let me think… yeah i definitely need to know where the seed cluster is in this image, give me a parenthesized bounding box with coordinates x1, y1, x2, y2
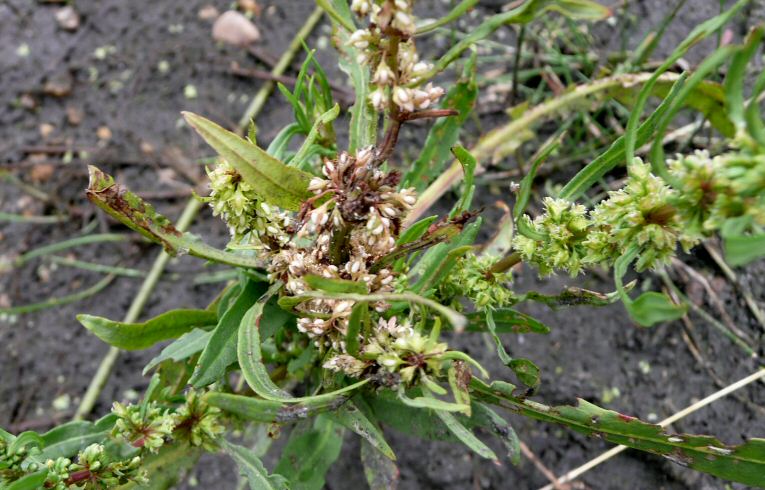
(348, 0, 444, 113)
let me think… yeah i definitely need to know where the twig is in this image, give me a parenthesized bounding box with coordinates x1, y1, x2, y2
(520, 441, 570, 490)
(0, 275, 115, 315)
(538, 367, 765, 490)
(73, 7, 326, 421)
(703, 241, 765, 332)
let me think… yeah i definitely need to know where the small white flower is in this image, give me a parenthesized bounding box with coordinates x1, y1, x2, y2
(348, 29, 370, 49)
(308, 177, 327, 192)
(369, 87, 387, 111)
(393, 86, 414, 112)
(373, 60, 395, 86)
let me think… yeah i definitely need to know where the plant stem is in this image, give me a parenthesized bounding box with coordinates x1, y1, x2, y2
(537, 367, 765, 490)
(73, 7, 326, 421)
(0, 275, 115, 315)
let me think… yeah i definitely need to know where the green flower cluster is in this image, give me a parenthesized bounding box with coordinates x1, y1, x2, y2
(0, 438, 40, 483)
(586, 159, 690, 272)
(173, 390, 225, 452)
(111, 401, 177, 453)
(44, 444, 146, 489)
(440, 252, 515, 308)
(670, 149, 765, 234)
(514, 197, 590, 276)
(205, 159, 291, 246)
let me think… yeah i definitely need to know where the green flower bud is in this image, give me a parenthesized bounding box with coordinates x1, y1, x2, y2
(111, 401, 177, 453)
(173, 390, 225, 452)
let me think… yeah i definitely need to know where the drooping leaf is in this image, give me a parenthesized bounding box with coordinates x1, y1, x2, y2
(345, 302, 367, 356)
(627, 291, 688, 327)
(274, 415, 344, 490)
(221, 440, 289, 490)
(466, 307, 551, 335)
(397, 388, 470, 413)
(190, 280, 268, 388)
(143, 328, 211, 375)
(77, 309, 217, 351)
(183, 112, 314, 211)
(508, 358, 541, 389)
(471, 402, 521, 465)
(86, 167, 263, 268)
(360, 438, 400, 490)
(450, 145, 477, 217)
(472, 380, 765, 488)
(521, 285, 628, 308)
(422, 390, 497, 460)
(360, 391, 453, 441)
(397, 216, 438, 246)
(329, 402, 396, 460)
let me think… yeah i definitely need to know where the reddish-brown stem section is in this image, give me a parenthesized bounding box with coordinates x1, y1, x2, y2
(66, 469, 93, 485)
(399, 109, 459, 121)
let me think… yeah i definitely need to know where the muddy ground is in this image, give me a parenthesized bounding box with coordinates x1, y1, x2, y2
(1, 0, 764, 489)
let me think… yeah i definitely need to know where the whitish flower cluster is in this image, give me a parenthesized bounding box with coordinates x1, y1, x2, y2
(44, 444, 146, 489)
(206, 159, 292, 246)
(347, 0, 444, 112)
(270, 148, 417, 350)
(440, 252, 515, 308)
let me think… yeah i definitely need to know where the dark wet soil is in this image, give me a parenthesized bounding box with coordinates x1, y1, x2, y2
(1, 1, 763, 489)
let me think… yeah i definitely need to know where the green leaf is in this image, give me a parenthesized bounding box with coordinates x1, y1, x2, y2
(403, 55, 477, 191)
(722, 232, 765, 266)
(143, 328, 211, 375)
(238, 287, 370, 402)
(274, 415, 344, 490)
(397, 216, 438, 245)
(513, 130, 564, 221)
(329, 402, 396, 460)
(416, 0, 478, 35)
(467, 308, 550, 334)
(471, 402, 521, 464)
(473, 381, 765, 488)
(725, 28, 764, 131)
(37, 414, 116, 461)
(303, 274, 369, 294)
(521, 285, 629, 308)
(292, 103, 340, 168)
(360, 438, 400, 490)
(345, 303, 366, 356)
(86, 167, 263, 268)
(190, 280, 267, 388)
(398, 388, 470, 413)
(422, 390, 497, 460)
(549, 0, 611, 19)
(206, 392, 347, 424)
(338, 30, 376, 152)
(5, 471, 47, 490)
(508, 358, 541, 389)
(483, 308, 512, 365)
(623, 0, 748, 165)
(410, 219, 481, 295)
(627, 291, 687, 327)
(77, 309, 217, 351)
(221, 440, 289, 490)
(360, 391, 454, 442)
(183, 112, 313, 211)
(559, 74, 687, 200)
(316, 0, 355, 32)
(450, 145, 477, 216)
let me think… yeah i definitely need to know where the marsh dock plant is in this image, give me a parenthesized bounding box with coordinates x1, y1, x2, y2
(2, 1, 765, 489)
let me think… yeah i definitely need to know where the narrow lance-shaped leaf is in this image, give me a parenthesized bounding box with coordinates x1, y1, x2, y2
(360, 438, 400, 490)
(77, 309, 217, 351)
(274, 415, 344, 490)
(86, 167, 263, 268)
(472, 379, 765, 488)
(183, 111, 314, 211)
(329, 402, 396, 460)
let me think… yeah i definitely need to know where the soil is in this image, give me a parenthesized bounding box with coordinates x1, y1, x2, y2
(1, 1, 763, 489)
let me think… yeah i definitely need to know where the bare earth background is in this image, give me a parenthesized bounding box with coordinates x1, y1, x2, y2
(1, 1, 764, 489)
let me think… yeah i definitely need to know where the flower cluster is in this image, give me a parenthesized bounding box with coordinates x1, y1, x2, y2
(347, 0, 444, 112)
(514, 197, 591, 276)
(270, 148, 416, 350)
(111, 401, 177, 453)
(514, 145, 765, 278)
(586, 159, 690, 272)
(172, 390, 225, 452)
(440, 252, 515, 308)
(44, 444, 146, 489)
(206, 159, 292, 246)
(1, 438, 40, 483)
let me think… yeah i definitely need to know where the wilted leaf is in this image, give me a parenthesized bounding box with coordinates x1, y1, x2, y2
(221, 440, 289, 490)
